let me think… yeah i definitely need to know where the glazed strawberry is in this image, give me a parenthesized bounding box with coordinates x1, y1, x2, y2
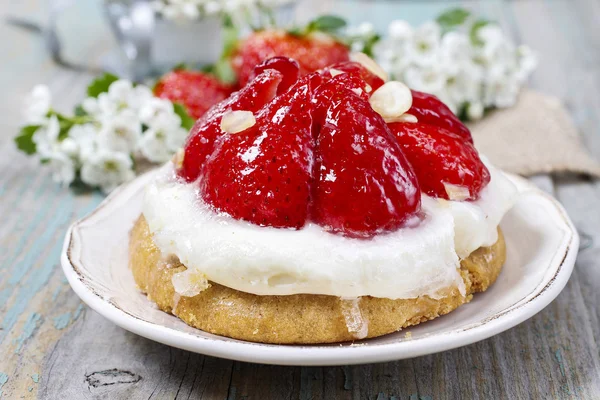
(388, 122, 490, 201)
(322, 61, 385, 92)
(311, 84, 421, 238)
(311, 72, 371, 126)
(179, 69, 283, 182)
(232, 30, 349, 87)
(200, 74, 320, 228)
(252, 56, 300, 94)
(154, 70, 233, 120)
(409, 90, 473, 143)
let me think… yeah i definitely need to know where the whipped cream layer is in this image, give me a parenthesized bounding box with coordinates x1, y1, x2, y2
(143, 157, 517, 300)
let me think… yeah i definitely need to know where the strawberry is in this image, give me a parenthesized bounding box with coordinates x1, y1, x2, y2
(232, 30, 349, 87)
(200, 74, 321, 228)
(179, 69, 283, 182)
(311, 83, 421, 238)
(409, 90, 473, 143)
(387, 122, 490, 201)
(154, 70, 233, 120)
(322, 61, 385, 92)
(252, 56, 300, 95)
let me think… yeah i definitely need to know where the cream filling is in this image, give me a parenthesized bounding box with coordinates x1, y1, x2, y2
(142, 157, 517, 300)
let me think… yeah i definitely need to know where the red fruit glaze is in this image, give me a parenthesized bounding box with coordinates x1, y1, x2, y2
(200, 74, 321, 228)
(179, 70, 283, 182)
(154, 70, 232, 120)
(232, 30, 349, 86)
(311, 85, 421, 238)
(252, 56, 300, 94)
(322, 61, 385, 91)
(388, 122, 490, 201)
(409, 90, 473, 143)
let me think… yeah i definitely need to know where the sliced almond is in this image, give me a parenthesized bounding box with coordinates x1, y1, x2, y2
(350, 52, 388, 82)
(443, 182, 470, 201)
(329, 68, 345, 77)
(172, 148, 185, 169)
(351, 87, 363, 96)
(369, 81, 412, 119)
(220, 110, 256, 134)
(384, 113, 418, 123)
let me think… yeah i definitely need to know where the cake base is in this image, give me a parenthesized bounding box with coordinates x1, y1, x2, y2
(129, 216, 506, 344)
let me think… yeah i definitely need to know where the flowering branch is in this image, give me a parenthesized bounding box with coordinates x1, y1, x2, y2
(347, 8, 537, 120)
(16, 74, 193, 193)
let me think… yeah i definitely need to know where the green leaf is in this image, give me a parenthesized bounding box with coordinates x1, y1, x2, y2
(213, 58, 237, 85)
(307, 15, 347, 33)
(74, 104, 88, 117)
(173, 103, 195, 130)
(470, 19, 491, 46)
(436, 8, 471, 31)
(86, 73, 120, 98)
(221, 14, 240, 58)
(55, 113, 74, 141)
(172, 62, 189, 71)
(14, 125, 41, 155)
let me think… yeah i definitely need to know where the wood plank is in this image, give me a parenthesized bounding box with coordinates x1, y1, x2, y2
(1, 0, 599, 398)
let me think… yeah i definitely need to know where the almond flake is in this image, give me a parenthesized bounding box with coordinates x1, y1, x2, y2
(443, 182, 470, 201)
(351, 87, 363, 96)
(369, 81, 412, 119)
(220, 110, 256, 134)
(384, 113, 418, 123)
(329, 68, 345, 77)
(172, 148, 185, 168)
(350, 52, 388, 81)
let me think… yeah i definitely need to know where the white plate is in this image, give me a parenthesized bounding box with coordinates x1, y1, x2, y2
(61, 170, 578, 366)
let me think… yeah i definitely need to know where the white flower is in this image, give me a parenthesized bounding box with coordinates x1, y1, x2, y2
(466, 102, 484, 120)
(32, 115, 61, 157)
(403, 64, 447, 96)
(80, 150, 135, 193)
(515, 45, 538, 83)
(24, 85, 52, 124)
(139, 97, 178, 128)
(440, 32, 472, 74)
(30, 115, 77, 186)
(388, 20, 413, 41)
(138, 127, 183, 163)
(69, 123, 99, 161)
(97, 110, 142, 153)
(138, 110, 187, 162)
(46, 152, 76, 187)
(483, 75, 520, 108)
(84, 80, 154, 120)
(404, 21, 441, 66)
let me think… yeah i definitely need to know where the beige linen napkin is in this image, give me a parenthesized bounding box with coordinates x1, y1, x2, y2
(468, 89, 600, 177)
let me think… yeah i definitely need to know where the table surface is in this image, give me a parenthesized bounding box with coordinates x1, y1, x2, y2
(1, 0, 600, 399)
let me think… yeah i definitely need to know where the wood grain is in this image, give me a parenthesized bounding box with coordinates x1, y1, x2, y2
(1, 0, 600, 399)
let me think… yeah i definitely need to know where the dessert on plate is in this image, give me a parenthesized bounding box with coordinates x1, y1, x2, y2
(129, 55, 518, 344)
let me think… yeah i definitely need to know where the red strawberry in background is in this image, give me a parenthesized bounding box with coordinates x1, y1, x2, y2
(311, 82, 421, 238)
(200, 74, 321, 228)
(154, 69, 233, 120)
(179, 69, 284, 182)
(387, 122, 490, 201)
(231, 16, 350, 87)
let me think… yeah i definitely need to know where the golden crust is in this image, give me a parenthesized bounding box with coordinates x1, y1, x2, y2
(129, 215, 505, 344)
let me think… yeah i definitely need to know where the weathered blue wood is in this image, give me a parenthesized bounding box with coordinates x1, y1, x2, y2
(1, 0, 600, 399)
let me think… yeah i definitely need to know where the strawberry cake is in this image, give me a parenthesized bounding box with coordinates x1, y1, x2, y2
(129, 55, 518, 344)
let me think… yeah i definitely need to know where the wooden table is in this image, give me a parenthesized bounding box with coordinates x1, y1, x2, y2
(1, 0, 600, 398)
